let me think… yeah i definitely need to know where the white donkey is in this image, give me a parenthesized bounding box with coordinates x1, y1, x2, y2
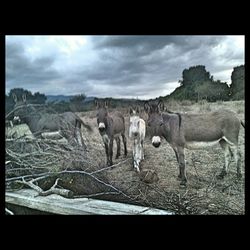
(129, 107, 146, 172)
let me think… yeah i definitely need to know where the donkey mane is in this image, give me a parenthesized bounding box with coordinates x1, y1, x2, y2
(164, 109, 182, 129)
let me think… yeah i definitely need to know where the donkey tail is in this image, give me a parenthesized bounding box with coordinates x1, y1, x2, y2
(241, 120, 245, 128)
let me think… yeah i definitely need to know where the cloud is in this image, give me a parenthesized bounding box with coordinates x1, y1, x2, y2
(5, 35, 244, 99)
(6, 42, 61, 94)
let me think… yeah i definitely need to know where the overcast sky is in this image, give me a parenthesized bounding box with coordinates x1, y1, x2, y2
(5, 35, 245, 100)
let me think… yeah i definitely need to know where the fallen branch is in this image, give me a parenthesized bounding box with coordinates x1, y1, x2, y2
(90, 158, 130, 174)
(5, 208, 14, 215)
(16, 177, 74, 198)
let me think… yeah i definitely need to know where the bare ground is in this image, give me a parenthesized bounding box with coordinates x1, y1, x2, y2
(77, 100, 245, 214)
(6, 101, 245, 215)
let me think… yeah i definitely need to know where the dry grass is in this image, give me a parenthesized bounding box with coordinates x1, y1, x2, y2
(75, 100, 245, 214)
(5, 100, 245, 215)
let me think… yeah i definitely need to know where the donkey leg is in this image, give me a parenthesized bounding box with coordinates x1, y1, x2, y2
(76, 124, 87, 149)
(231, 145, 242, 179)
(177, 147, 187, 186)
(108, 138, 114, 166)
(115, 137, 121, 159)
(172, 147, 181, 179)
(218, 140, 231, 179)
(104, 142, 110, 166)
(134, 140, 141, 172)
(141, 140, 144, 160)
(78, 125, 87, 150)
(122, 133, 127, 156)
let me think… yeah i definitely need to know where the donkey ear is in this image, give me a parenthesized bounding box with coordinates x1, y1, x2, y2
(12, 93, 17, 103)
(104, 99, 109, 108)
(136, 106, 140, 113)
(144, 101, 150, 113)
(94, 98, 99, 108)
(22, 94, 27, 103)
(129, 107, 133, 114)
(158, 100, 164, 112)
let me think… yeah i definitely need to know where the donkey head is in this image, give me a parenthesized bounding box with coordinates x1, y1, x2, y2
(144, 100, 165, 148)
(12, 93, 28, 123)
(95, 98, 109, 133)
(129, 106, 140, 137)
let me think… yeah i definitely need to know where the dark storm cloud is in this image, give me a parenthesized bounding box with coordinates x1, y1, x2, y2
(6, 36, 244, 99)
(92, 35, 224, 55)
(88, 35, 240, 91)
(93, 35, 177, 55)
(6, 42, 60, 93)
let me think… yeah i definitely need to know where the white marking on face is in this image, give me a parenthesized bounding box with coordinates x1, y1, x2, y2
(152, 136, 161, 144)
(98, 122, 105, 129)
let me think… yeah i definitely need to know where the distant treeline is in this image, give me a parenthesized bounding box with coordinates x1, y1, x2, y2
(6, 64, 244, 115)
(5, 88, 141, 115)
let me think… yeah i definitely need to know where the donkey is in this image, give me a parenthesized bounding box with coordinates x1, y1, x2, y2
(12, 93, 92, 148)
(144, 100, 244, 187)
(95, 98, 127, 166)
(129, 106, 146, 172)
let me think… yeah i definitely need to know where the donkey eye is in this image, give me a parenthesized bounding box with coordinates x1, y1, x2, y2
(160, 122, 163, 126)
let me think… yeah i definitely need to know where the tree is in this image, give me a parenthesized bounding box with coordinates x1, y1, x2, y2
(194, 81, 212, 101)
(8, 88, 47, 104)
(6, 88, 47, 117)
(167, 65, 232, 102)
(32, 92, 47, 104)
(194, 80, 230, 102)
(8, 88, 33, 102)
(180, 65, 212, 86)
(69, 93, 86, 112)
(69, 93, 86, 103)
(229, 65, 244, 100)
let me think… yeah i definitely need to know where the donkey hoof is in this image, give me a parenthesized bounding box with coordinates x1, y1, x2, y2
(217, 173, 226, 180)
(180, 181, 187, 188)
(135, 167, 140, 173)
(216, 174, 224, 180)
(237, 172, 242, 179)
(115, 154, 120, 159)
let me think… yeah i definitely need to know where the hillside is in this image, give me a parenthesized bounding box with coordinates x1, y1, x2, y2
(161, 65, 244, 102)
(46, 95, 95, 103)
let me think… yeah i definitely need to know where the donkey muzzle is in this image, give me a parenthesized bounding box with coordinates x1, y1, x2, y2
(152, 136, 161, 148)
(98, 122, 106, 132)
(133, 132, 139, 137)
(99, 127, 105, 132)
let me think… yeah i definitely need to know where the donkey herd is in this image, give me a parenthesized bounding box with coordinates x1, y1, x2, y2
(9, 94, 245, 187)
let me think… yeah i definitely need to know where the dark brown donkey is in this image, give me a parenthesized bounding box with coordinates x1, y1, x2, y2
(95, 98, 127, 166)
(12, 93, 92, 148)
(144, 100, 244, 187)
